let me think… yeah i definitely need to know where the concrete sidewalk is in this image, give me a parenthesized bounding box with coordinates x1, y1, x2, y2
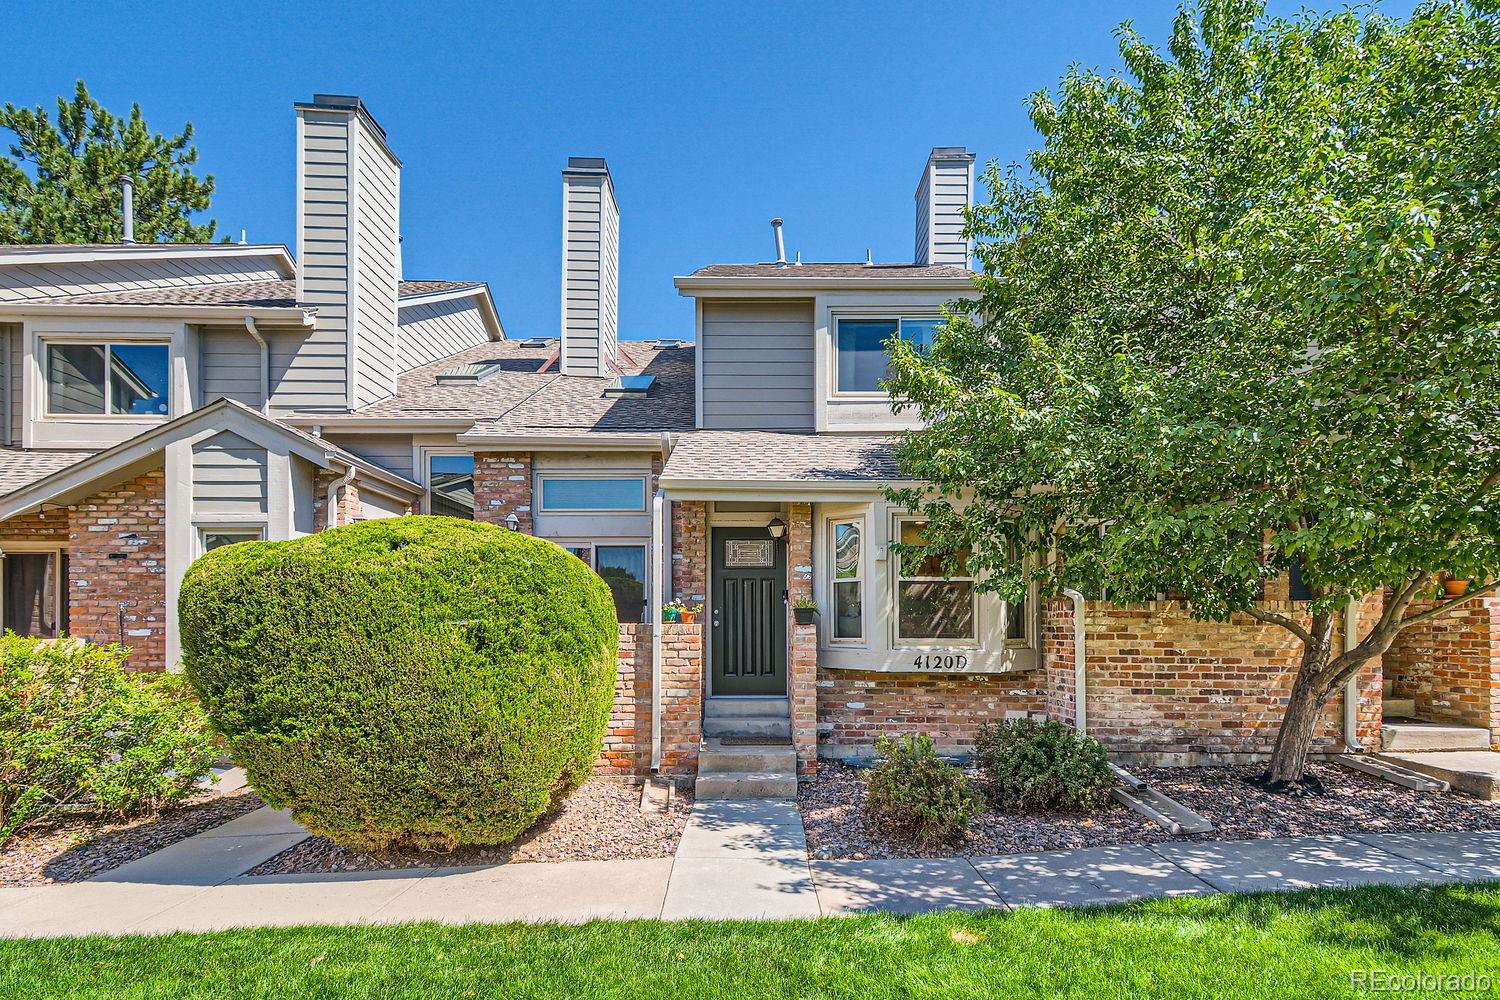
(2, 801, 1498, 936)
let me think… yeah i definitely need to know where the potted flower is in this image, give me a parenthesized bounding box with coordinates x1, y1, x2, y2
(680, 602, 702, 624)
(1444, 576, 1471, 598)
(792, 598, 819, 626)
(663, 600, 684, 623)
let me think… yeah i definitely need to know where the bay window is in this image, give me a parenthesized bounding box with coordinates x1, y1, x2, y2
(46, 341, 170, 416)
(834, 317, 942, 393)
(894, 518, 976, 644)
(829, 518, 864, 642)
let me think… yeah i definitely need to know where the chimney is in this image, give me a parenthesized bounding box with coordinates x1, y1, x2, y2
(913, 146, 976, 267)
(560, 157, 620, 378)
(771, 218, 786, 264)
(295, 94, 403, 408)
(119, 176, 135, 244)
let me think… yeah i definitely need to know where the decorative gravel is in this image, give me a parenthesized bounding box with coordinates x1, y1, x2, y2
(800, 761, 1500, 860)
(248, 780, 692, 875)
(0, 786, 265, 886)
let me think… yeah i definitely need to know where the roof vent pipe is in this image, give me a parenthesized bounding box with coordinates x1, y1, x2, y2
(119, 176, 135, 244)
(771, 218, 786, 265)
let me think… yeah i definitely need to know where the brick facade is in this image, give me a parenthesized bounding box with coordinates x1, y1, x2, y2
(0, 510, 68, 542)
(817, 670, 1047, 759)
(1385, 594, 1500, 743)
(787, 502, 818, 776)
(670, 499, 707, 605)
(473, 452, 532, 531)
(597, 623, 653, 779)
(63, 470, 168, 672)
(311, 470, 362, 530)
(659, 623, 704, 775)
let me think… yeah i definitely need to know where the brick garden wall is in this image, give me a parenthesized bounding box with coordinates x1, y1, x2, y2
(473, 452, 532, 531)
(593, 622, 704, 781)
(597, 623, 652, 779)
(1385, 595, 1500, 742)
(1040, 596, 1385, 762)
(65, 470, 168, 672)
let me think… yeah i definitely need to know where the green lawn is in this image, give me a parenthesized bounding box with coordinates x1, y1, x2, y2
(3, 884, 1498, 999)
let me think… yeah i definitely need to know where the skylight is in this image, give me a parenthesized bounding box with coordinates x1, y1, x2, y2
(435, 361, 506, 385)
(603, 374, 656, 397)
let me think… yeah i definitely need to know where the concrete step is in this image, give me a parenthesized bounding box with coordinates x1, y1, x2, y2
(694, 770, 798, 799)
(1384, 697, 1417, 719)
(703, 716, 791, 740)
(1381, 720, 1492, 752)
(704, 696, 790, 719)
(1383, 677, 1396, 698)
(1373, 751, 1500, 800)
(697, 739, 797, 774)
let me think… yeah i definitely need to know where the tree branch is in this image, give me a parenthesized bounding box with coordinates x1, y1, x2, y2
(1243, 605, 1315, 645)
(1397, 578, 1500, 630)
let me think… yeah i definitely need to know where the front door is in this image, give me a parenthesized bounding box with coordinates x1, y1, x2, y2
(710, 527, 787, 695)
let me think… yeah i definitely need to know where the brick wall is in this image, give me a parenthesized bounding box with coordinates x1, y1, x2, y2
(473, 452, 532, 531)
(659, 623, 704, 775)
(1040, 596, 1385, 762)
(787, 502, 818, 776)
(1385, 594, 1499, 741)
(65, 470, 168, 672)
(817, 670, 1047, 759)
(597, 623, 652, 779)
(671, 499, 706, 605)
(0, 510, 67, 542)
(311, 470, 361, 530)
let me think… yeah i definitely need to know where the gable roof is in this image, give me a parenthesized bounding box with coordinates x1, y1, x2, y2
(659, 431, 904, 492)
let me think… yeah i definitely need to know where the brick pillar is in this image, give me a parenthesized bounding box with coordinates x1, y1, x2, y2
(671, 499, 707, 605)
(473, 452, 532, 531)
(67, 471, 168, 672)
(659, 622, 704, 776)
(787, 501, 817, 776)
(596, 623, 653, 779)
(312, 470, 362, 530)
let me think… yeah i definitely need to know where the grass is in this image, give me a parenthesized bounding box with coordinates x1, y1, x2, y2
(2, 883, 1498, 999)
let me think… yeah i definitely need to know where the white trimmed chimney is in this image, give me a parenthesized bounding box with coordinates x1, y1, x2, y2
(560, 157, 620, 377)
(914, 146, 976, 267)
(295, 94, 403, 408)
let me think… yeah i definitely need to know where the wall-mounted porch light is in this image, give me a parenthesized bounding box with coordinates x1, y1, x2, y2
(766, 517, 787, 540)
(504, 512, 521, 532)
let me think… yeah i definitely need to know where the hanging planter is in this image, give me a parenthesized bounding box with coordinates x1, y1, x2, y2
(792, 599, 819, 626)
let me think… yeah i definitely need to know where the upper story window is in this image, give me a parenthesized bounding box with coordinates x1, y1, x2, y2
(45, 342, 169, 417)
(834, 317, 941, 394)
(427, 454, 475, 519)
(538, 477, 647, 513)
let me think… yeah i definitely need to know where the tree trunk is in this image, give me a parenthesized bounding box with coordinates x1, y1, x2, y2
(1266, 613, 1338, 785)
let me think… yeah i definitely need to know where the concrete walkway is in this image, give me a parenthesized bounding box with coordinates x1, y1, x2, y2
(2, 800, 1499, 936)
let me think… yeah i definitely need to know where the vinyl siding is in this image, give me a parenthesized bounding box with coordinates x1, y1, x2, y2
(395, 296, 489, 373)
(0, 253, 284, 303)
(192, 430, 267, 515)
(699, 299, 815, 430)
(560, 169, 619, 376)
(296, 110, 354, 410)
(915, 156, 972, 267)
(4, 324, 19, 446)
(198, 325, 262, 406)
(322, 433, 414, 481)
(352, 130, 400, 407)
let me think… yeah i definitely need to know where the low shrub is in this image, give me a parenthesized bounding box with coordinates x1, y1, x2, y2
(865, 734, 983, 849)
(973, 718, 1114, 812)
(180, 517, 619, 853)
(0, 634, 218, 846)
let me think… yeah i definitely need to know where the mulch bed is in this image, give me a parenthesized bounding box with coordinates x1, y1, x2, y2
(0, 786, 265, 886)
(800, 761, 1500, 860)
(247, 780, 693, 876)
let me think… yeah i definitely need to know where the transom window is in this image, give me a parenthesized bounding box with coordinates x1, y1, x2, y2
(427, 454, 475, 519)
(834, 317, 942, 393)
(199, 528, 264, 555)
(829, 519, 864, 642)
(562, 542, 647, 623)
(538, 477, 646, 512)
(46, 342, 170, 416)
(894, 518, 976, 644)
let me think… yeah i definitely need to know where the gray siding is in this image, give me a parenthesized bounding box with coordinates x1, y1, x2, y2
(0, 253, 284, 303)
(296, 109, 354, 410)
(322, 433, 414, 480)
(352, 130, 400, 407)
(395, 296, 490, 373)
(699, 300, 816, 430)
(914, 150, 974, 267)
(198, 325, 262, 406)
(560, 163, 619, 377)
(192, 430, 268, 515)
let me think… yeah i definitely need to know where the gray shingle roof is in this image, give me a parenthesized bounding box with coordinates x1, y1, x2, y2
(0, 448, 91, 495)
(8, 278, 483, 309)
(660, 431, 905, 484)
(688, 262, 971, 279)
(398, 280, 483, 296)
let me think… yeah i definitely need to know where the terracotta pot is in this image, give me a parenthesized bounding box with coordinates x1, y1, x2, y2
(1444, 578, 1470, 598)
(679, 611, 697, 624)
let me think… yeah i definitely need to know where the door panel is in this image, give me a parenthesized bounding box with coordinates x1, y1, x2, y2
(711, 527, 786, 695)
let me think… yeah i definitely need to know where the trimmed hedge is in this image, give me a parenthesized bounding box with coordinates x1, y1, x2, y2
(179, 517, 618, 852)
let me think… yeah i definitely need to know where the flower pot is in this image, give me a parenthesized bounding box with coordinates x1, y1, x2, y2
(679, 611, 697, 624)
(1444, 578, 1470, 598)
(663, 609, 680, 623)
(793, 608, 818, 626)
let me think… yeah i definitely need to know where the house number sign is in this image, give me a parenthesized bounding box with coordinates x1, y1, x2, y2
(724, 539, 774, 568)
(911, 652, 971, 671)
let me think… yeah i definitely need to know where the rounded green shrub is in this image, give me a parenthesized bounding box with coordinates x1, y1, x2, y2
(865, 734, 983, 849)
(179, 516, 618, 852)
(973, 718, 1114, 812)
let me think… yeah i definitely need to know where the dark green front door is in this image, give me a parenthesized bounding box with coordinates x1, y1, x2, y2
(710, 527, 787, 695)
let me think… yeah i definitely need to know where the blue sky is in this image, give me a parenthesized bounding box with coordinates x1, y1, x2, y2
(3, 1, 1414, 341)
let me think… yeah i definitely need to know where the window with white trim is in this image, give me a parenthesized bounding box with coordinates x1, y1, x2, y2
(45, 341, 170, 416)
(538, 477, 647, 512)
(834, 317, 942, 393)
(199, 527, 265, 555)
(426, 453, 475, 519)
(557, 542, 647, 623)
(829, 518, 864, 642)
(894, 518, 976, 644)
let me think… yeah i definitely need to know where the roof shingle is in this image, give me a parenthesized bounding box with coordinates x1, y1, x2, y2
(688, 262, 971, 279)
(660, 431, 905, 484)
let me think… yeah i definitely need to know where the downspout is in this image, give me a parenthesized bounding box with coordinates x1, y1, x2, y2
(1342, 599, 1363, 752)
(243, 316, 270, 415)
(326, 465, 356, 529)
(1063, 588, 1088, 733)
